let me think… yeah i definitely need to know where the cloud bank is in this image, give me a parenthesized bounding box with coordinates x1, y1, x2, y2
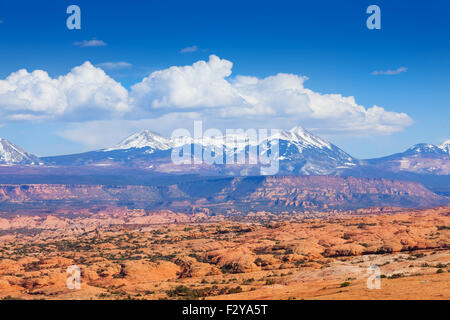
(0, 55, 413, 147)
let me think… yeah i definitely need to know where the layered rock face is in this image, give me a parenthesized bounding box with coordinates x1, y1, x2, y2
(0, 175, 447, 212)
(236, 176, 445, 209)
(0, 184, 115, 201)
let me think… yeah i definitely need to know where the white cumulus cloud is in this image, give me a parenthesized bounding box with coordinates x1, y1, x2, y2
(0, 62, 129, 121)
(129, 55, 412, 134)
(131, 55, 238, 109)
(0, 55, 413, 138)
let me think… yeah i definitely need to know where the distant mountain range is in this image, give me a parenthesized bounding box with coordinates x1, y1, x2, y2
(41, 127, 359, 176)
(1, 126, 449, 178)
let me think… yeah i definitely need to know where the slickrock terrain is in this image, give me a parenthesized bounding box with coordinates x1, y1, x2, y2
(0, 206, 448, 300)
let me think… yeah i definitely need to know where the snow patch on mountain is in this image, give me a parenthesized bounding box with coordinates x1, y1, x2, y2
(438, 139, 450, 153)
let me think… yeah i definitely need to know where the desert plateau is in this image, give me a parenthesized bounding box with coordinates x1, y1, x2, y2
(0, 205, 448, 300)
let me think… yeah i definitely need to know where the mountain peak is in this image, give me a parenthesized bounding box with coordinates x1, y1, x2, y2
(276, 126, 332, 150)
(0, 138, 40, 165)
(105, 130, 172, 151)
(288, 126, 307, 134)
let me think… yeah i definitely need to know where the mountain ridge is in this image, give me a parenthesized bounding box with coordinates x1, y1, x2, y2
(2, 128, 448, 178)
(41, 126, 359, 175)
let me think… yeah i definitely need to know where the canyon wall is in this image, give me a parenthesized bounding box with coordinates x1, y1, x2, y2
(0, 176, 448, 213)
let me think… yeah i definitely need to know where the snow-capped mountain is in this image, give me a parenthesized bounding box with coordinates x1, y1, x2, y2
(402, 141, 450, 156)
(170, 126, 357, 174)
(42, 126, 358, 175)
(260, 127, 357, 174)
(366, 139, 450, 161)
(104, 130, 172, 152)
(274, 126, 333, 150)
(360, 139, 450, 176)
(0, 138, 41, 165)
(106, 126, 337, 152)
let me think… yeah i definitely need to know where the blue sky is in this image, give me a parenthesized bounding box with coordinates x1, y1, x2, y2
(0, 0, 448, 158)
